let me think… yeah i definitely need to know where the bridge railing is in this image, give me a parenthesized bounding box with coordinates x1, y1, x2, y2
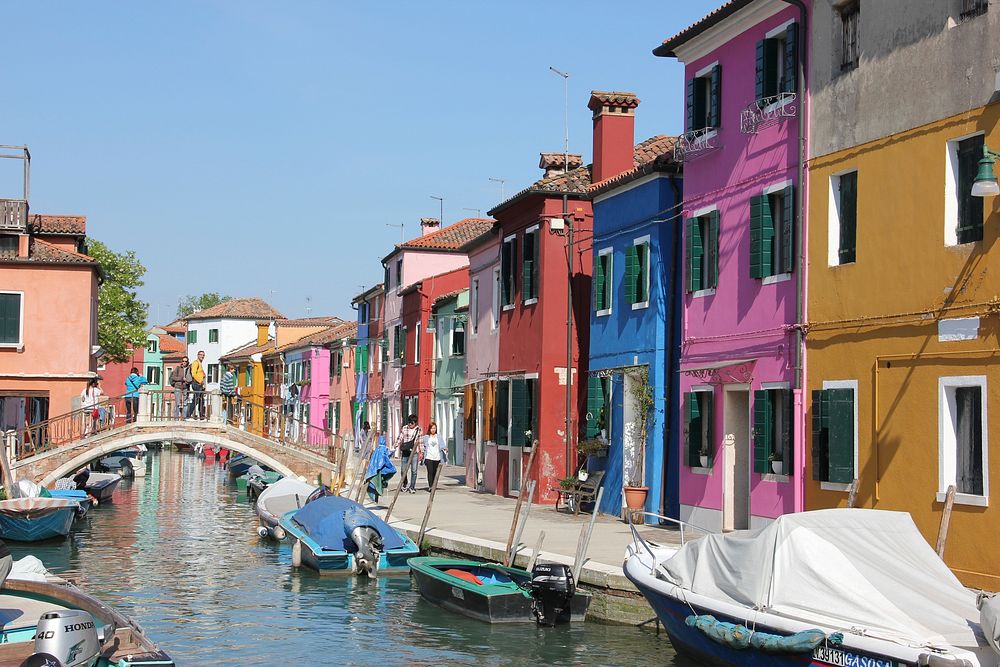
(12, 393, 133, 461)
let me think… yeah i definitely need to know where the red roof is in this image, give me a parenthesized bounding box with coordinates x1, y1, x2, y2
(588, 135, 680, 194)
(220, 338, 275, 361)
(162, 319, 187, 334)
(186, 297, 285, 321)
(270, 321, 359, 355)
(157, 334, 186, 356)
(652, 0, 754, 58)
(28, 214, 87, 236)
(27, 238, 97, 264)
(395, 218, 495, 253)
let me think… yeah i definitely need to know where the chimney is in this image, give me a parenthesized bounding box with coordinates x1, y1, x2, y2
(420, 218, 440, 236)
(17, 234, 28, 258)
(538, 153, 583, 179)
(256, 320, 269, 346)
(588, 90, 639, 184)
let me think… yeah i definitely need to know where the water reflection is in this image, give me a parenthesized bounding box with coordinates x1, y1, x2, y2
(9, 449, 690, 666)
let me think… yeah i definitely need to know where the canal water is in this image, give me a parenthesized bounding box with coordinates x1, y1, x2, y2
(11, 449, 692, 666)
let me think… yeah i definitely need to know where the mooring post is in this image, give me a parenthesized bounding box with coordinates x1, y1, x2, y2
(573, 487, 604, 582)
(526, 531, 546, 573)
(504, 442, 539, 559)
(351, 433, 378, 503)
(936, 484, 957, 558)
(416, 460, 445, 550)
(506, 481, 535, 567)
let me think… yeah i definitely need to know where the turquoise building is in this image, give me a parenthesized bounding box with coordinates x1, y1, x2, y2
(432, 289, 469, 466)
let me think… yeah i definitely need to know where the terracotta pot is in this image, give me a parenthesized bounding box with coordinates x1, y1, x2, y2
(623, 485, 649, 510)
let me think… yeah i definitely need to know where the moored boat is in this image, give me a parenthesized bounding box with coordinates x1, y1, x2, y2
(279, 495, 418, 576)
(624, 509, 1000, 667)
(226, 454, 256, 477)
(247, 468, 283, 501)
(254, 476, 314, 540)
(0, 498, 77, 542)
(82, 472, 121, 504)
(47, 489, 93, 518)
(409, 557, 590, 625)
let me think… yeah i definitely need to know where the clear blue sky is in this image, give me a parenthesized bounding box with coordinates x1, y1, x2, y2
(5, 1, 719, 323)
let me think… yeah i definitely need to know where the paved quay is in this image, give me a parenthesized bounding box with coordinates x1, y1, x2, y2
(355, 464, 705, 625)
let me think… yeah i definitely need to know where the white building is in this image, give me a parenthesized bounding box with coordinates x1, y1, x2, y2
(185, 298, 285, 390)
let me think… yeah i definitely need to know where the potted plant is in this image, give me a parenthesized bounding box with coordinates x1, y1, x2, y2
(623, 368, 655, 512)
(769, 450, 783, 475)
(558, 476, 578, 490)
(578, 437, 608, 458)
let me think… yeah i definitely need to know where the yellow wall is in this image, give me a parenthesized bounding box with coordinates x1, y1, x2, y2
(807, 103, 1000, 589)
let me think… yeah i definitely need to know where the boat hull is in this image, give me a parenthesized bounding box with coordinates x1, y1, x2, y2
(279, 512, 418, 575)
(84, 474, 121, 504)
(0, 507, 75, 542)
(409, 557, 590, 624)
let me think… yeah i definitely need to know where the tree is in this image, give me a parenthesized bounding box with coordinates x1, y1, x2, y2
(88, 239, 148, 363)
(176, 292, 232, 319)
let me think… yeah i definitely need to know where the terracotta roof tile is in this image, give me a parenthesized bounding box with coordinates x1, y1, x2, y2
(395, 218, 495, 253)
(653, 0, 753, 58)
(588, 135, 680, 193)
(162, 319, 187, 334)
(274, 316, 343, 327)
(157, 334, 186, 356)
(588, 91, 640, 111)
(271, 321, 359, 354)
(186, 297, 285, 321)
(220, 338, 275, 361)
(28, 214, 87, 236)
(25, 238, 97, 264)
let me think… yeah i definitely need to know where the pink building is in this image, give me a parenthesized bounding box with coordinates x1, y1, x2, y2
(656, 0, 809, 532)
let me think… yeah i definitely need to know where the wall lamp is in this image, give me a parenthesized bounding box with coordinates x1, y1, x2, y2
(972, 144, 1000, 197)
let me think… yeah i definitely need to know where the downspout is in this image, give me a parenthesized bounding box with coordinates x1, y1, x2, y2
(781, 0, 808, 513)
(663, 173, 683, 521)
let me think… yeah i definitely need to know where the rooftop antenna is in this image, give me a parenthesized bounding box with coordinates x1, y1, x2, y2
(385, 223, 405, 243)
(489, 177, 506, 201)
(305, 296, 312, 316)
(463, 207, 482, 219)
(430, 195, 444, 226)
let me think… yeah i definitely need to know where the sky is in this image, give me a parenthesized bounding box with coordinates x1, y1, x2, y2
(5, 1, 720, 323)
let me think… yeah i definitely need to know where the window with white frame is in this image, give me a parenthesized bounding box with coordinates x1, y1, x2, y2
(522, 226, 539, 303)
(414, 320, 420, 365)
(500, 235, 516, 307)
(146, 339, 158, 353)
(939, 376, 988, 504)
(146, 366, 161, 385)
(452, 319, 466, 356)
(471, 279, 479, 335)
(686, 63, 721, 132)
(828, 170, 858, 266)
(0, 292, 23, 346)
(208, 329, 219, 343)
(594, 249, 613, 315)
(812, 380, 858, 489)
(395, 258, 403, 291)
(207, 364, 220, 384)
(946, 134, 985, 246)
(627, 237, 651, 308)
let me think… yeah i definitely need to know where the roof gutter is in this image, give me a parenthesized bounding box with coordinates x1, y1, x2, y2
(486, 188, 589, 218)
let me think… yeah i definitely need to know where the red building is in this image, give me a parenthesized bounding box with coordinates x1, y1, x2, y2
(398, 268, 469, 430)
(486, 90, 648, 502)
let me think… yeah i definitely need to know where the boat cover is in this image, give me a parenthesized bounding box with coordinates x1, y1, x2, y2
(365, 444, 397, 500)
(661, 509, 985, 650)
(0, 498, 77, 517)
(292, 496, 407, 552)
(257, 477, 315, 517)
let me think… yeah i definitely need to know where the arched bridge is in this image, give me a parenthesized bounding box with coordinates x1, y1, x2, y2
(4, 390, 356, 488)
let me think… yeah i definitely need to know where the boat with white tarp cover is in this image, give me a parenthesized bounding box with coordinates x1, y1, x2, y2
(625, 508, 1000, 666)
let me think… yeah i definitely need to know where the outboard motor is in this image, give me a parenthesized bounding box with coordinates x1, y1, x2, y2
(22, 610, 106, 667)
(528, 562, 576, 626)
(342, 506, 383, 579)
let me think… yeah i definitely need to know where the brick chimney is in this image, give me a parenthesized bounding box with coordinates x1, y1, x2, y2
(588, 91, 639, 184)
(420, 218, 440, 236)
(539, 153, 583, 179)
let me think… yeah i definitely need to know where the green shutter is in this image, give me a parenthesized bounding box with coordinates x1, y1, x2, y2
(811, 389, 829, 481)
(708, 65, 721, 129)
(839, 172, 858, 264)
(188, 330, 197, 344)
(707, 211, 720, 289)
(750, 195, 764, 279)
(585, 375, 604, 438)
(828, 388, 855, 483)
(624, 244, 639, 304)
(703, 392, 714, 466)
(636, 243, 650, 303)
(957, 136, 985, 244)
(501, 241, 512, 305)
(0, 293, 20, 344)
(334, 401, 341, 434)
(783, 23, 798, 93)
(594, 254, 606, 311)
(380, 397, 388, 432)
(355, 345, 368, 373)
(755, 40, 766, 101)
(686, 218, 703, 292)
(753, 390, 773, 474)
(522, 232, 537, 300)
(496, 380, 510, 446)
(781, 388, 794, 470)
(782, 185, 795, 274)
(511, 378, 529, 446)
(686, 77, 696, 132)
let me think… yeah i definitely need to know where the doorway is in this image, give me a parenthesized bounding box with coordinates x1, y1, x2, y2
(452, 395, 464, 466)
(723, 386, 751, 531)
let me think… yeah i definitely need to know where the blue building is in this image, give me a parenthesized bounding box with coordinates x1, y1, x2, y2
(586, 134, 681, 520)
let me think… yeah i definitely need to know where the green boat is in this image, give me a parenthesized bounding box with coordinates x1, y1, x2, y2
(408, 557, 590, 625)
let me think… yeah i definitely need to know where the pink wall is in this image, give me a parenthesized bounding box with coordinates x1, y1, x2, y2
(466, 236, 499, 383)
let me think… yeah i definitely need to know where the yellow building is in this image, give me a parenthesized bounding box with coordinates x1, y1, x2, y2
(220, 322, 273, 436)
(806, 101, 1000, 589)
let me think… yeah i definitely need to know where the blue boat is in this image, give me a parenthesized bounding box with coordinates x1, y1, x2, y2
(47, 489, 93, 518)
(280, 495, 418, 577)
(0, 498, 77, 542)
(226, 454, 259, 477)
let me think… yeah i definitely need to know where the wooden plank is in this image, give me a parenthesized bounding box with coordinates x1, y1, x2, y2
(504, 442, 539, 558)
(573, 487, 604, 581)
(416, 459, 446, 549)
(505, 481, 535, 567)
(526, 530, 546, 573)
(847, 478, 859, 508)
(936, 484, 957, 558)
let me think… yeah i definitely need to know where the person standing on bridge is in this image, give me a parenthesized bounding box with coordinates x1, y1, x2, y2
(220, 364, 238, 425)
(124, 367, 147, 423)
(171, 356, 190, 419)
(187, 351, 207, 420)
(81, 377, 103, 435)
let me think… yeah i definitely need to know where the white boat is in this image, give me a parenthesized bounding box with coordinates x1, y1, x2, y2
(625, 509, 1000, 667)
(254, 476, 316, 540)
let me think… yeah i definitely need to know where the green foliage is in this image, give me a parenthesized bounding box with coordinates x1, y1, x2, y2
(627, 367, 656, 487)
(176, 292, 232, 318)
(558, 476, 578, 490)
(88, 239, 148, 363)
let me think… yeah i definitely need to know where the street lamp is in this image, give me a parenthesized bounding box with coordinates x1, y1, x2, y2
(972, 144, 1000, 197)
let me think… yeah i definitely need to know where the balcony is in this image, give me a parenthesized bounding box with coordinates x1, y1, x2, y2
(0, 199, 27, 233)
(673, 127, 719, 162)
(739, 93, 798, 134)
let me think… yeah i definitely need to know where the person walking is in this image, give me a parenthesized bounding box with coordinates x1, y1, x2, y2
(124, 367, 147, 423)
(357, 420, 372, 454)
(420, 421, 447, 491)
(81, 377, 102, 435)
(220, 363, 238, 424)
(187, 351, 207, 420)
(171, 356, 190, 419)
(394, 414, 422, 493)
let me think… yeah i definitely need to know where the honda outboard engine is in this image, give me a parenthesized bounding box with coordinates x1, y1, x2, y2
(528, 562, 576, 626)
(23, 610, 105, 667)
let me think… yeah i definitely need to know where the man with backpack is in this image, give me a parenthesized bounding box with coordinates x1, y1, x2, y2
(394, 414, 422, 494)
(171, 356, 190, 419)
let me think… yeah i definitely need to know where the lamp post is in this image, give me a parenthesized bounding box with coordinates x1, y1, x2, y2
(550, 65, 574, 478)
(972, 144, 1000, 197)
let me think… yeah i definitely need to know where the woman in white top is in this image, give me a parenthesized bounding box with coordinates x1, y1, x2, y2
(81, 377, 103, 435)
(419, 422, 447, 491)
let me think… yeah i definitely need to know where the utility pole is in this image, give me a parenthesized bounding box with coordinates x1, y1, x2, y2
(550, 65, 574, 478)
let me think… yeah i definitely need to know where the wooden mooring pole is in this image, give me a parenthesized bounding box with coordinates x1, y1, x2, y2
(526, 531, 546, 573)
(416, 461, 446, 550)
(505, 481, 535, 567)
(351, 432, 379, 503)
(504, 442, 539, 559)
(936, 484, 957, 558)
(573, 487, 604, 582)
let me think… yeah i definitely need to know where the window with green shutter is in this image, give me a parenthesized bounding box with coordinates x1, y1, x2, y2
(685, 65, 721, 132)
(685, 391, 714, 467)
(394, 325, 404, 360)
(0, 293, 21, 345)
(634, 241, 650, 304)
(496, 380, 509, 446)
(333, 400, 341, 434)
(751, 186, 795, 279)
(811, 388, 855, 483)
(957, 135, 985, 244)
(755, 23, 796, 101)
(356, 344, 368, 373)
(245, 366, 252, 386)
(501, 238, 516, 306)
(753, 388, 793, 474)
(837, 171, 858, 264)
(188, 329, 197, 344)
(380, 397, 388, 432)
(594, 251, 612, 313)
(522, 229, 538, 301)
(510, 378, 529, 446)
(624, 244, 639, 304)
(704, 212, 719, 289)
(585, 375, 608, 438)
(686, 218, 703, 292)
(209, 329, 219, 343)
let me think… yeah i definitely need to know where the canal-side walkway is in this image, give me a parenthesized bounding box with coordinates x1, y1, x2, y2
(360, 465, 705, 625)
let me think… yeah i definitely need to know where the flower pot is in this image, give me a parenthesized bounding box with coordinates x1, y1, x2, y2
(699, 455, 710, 468)
(623, 486, 649, 510)
(771, 460, 783, 475)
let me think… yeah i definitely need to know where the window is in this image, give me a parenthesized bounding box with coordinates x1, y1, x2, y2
(146, 366, 161, 385)
(498, 377, 537, 448)
(333, 400, 342, 434)
(0, 236, 17, 257)
(414, 321, 421, 365)
(500, 236, 516, 307)
(188, 329, 198, 344)
(146, 339, 158, 353)
(395, 258, 403, 291)
(0, 292, 23, 346)
(496, 381, 509, 446)
(492, 267, 501, 329)
(303, 360, 311, 382)
(207, 364, 220, 384)
(829, 171, 858, 265)
(756, 22, 797, 100)
(839, 2, 859, 72)
(470, 279, 480, 335)
(961, 0, 988, 20)
(208, 329, 219, 343)
(686, 211, 719, 293)
(522, 227, 539, 302)
(594, 250, 613, 314)
(245, 366, 252, 386)
(953, 135, 985, 244)
(750, 184, 795, 279)
(585, 376, 610, 438)
(359, 302, 369, 325)
(685, 390, 715, 467)
(394, 325, 404, 361)
(626, 239, 651, 307)
(355, 344, 368, 374)
(380, 397, 388, 432)
(753, 388, 793, 474)
(811, 385, 856, 484)
(940, 377, 988, 504)
(451, 321, 466, 356)
(686, 64, 721, 132)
